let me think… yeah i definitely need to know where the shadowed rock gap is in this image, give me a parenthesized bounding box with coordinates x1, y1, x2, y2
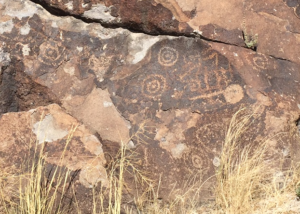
(296, 116, 300, 135)
(29, 0, 250, 50)
(0, 59, 60, 114)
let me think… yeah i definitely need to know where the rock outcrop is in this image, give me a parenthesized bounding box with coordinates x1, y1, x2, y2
(0, 0, 300, 204)
(0, 104, 107, 212)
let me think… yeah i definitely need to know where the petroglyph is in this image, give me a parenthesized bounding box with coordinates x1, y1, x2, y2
(38, 40, 66, 67)
(195, 122, 225, 151)
(183, 148, 210, 173)
(142, 74, 167, 98)
(191, 154, 205, 169)
(112, 38, 245, 114)
(246, 53, 269, 71)
(158, 46, 179, 67)
(88, 55, 112, 82)
(223, 84, 244, 104)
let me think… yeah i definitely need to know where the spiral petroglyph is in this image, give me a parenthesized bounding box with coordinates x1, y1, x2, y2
(186, 79, 201, 92)
(38, 41, 65, 66)
(158, 46, 179, 66)
(187, 151, 210, 173)
(247, 53, 269, 71)
(142, 74, 167, 98)
(191, 154, 204, 169)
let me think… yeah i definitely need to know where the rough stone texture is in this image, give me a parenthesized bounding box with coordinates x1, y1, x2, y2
(0, 57, 60, 114)
(0, 0, 300, 203)
(36, 0, 300, 62)
(0, 104, 107, 212)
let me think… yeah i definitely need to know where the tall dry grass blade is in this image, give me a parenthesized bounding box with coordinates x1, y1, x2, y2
(215, 107, 269, 214)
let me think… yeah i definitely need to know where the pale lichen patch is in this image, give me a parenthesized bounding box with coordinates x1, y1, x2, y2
(64, 1, 73, 10)
(0, 20, 13, 34)
(22, 44, 30, 56)
(32, 114, 69, 144)
(20, 22, 31, 35)
(128, 34, 160, 64)
(83, 4, 116, 22)
(171, 143, 187, 159)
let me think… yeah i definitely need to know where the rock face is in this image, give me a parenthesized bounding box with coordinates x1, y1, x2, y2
(0, 104, 107, 212)
(0, 57, 59, 114)
(34, 0, 300, 61)
(0, 0, 300, 204)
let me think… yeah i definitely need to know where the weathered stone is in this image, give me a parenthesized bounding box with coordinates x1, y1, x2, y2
(36, 0, 300, 64)
(0, 104, 108, 212)
(0, 0, 300, 204)
(0, 104, 107, 186)
(0, 50, 59, 114)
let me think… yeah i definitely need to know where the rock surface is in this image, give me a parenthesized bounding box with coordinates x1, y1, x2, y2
(0, 104, 107, 212)
(35, 0, 300, 63)
(0, 0, 300, 203)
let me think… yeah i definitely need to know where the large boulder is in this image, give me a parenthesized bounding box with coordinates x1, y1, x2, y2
(0, 0, 300, 202)
(0, 104, 107, 212)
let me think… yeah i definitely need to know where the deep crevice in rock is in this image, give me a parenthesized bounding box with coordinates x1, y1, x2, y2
(29, 0, 248, 49)
(269, 55, 292, 62)
(296, 117, 300, 135)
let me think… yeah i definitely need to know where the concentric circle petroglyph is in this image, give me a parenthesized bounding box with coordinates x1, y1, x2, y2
(38, 41, 65, 66)
(192, 154, 204, 169)
(158, 47, 178, 66)
(183, 150, 210, 174)
(196, 123, 225, 151)
(142, 74, 166, 98)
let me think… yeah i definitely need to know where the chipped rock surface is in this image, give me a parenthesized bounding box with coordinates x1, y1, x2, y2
(37, 0, 300, 64)
(0, 104, 107, 211)
(0, 104, 107, 186)
(0, 0, 300, 202)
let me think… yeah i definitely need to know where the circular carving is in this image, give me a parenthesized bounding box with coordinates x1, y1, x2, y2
(192, 154, 204, 169)
(223, 84, 244, 104)
(185, 79, 201, 92)
(246, 53, 269, 71)
(158, 47, 178, 66)
(253, 54, 268, 70)
(38, 41, 65, 66)
(195, 123, 225, 152)
(142, 75, 166, 98)
(183, 149, 210, 174)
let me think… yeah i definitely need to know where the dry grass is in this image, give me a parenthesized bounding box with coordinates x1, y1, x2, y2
(215, 108, 300, 214)
(215, 108, 269, 213)
(0, 108, 300, 213)
(0, 123, 77, 214)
